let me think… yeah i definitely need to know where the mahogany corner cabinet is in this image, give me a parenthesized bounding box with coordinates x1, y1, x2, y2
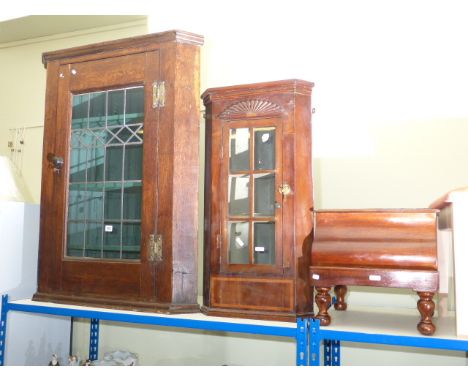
(201, 80, 315, 322)
(33, 30, 204, 313)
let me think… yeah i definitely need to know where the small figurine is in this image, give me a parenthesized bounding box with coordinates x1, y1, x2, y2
(68, 355, 80, 366)
(48, 353, 60, 366)
(83, 359, 92, 366)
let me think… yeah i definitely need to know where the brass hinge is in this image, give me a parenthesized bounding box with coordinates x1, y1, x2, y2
(149, 234, 163, 262)
(152, 81, 166, 108)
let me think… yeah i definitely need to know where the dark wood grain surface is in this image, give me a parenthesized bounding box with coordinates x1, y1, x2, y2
(202, 80, 314, 321)
(34, 31, 202, 313)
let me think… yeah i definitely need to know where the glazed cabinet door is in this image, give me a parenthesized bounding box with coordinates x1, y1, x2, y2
(220, 118, 287, 275)
(40, 51, 161, 300)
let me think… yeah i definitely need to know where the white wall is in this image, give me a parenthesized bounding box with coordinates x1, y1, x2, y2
(0, 202, 70, 365)
(0, 20, 148, 203)
(1, 1, 468, 365)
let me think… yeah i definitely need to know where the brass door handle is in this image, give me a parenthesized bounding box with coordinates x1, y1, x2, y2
(278, 183, 292, 196)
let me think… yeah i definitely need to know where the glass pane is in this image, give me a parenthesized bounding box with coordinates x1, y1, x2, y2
(229, 128, 250, 171)
(125, 87, 144, 124)
(69, 148, 87, 182)
(123, 182, 142, 220)
(104, 182, 122, 220)
(228, 175, 250, 216)
(254, 173, 276, 217)
(127, 124, 144, 144)
(105, 146, 123, 181)
(254, 127, 275, 170)
(72, 94, 89, 130)
(87, 146, 105, 182)
(228, 221, 249, 264)
(89, 92, 106, 128)
(67, 222, 85, 256)
(107, 90, 125, 126)
(86, 183, 104, 221)
(103, 251, 120, 260)
(122, 223, 141, 250)
(67, 87, 144, 261)
(68, 183, 86, 220)
(103, 222, 121, 250)
(253, 222, 275, 264)
(85, 223, 102, 256)
(124, 145, 143, 180)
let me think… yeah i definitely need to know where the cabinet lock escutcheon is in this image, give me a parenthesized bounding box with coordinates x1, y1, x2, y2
(149, 234, 163, 262)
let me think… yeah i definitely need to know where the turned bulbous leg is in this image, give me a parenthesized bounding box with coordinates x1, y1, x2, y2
(315, 287, 332, 326)
(334, 285, 348, 311)
(417, 291, 436, 335)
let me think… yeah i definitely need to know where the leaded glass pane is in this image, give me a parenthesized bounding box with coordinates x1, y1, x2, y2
(69, 148, 87, 183)
(87, 147, 105, 182)
(72, 94, 89, 130)
(107, 90, 124, 126)
(67, 86, 144, 260)
(104, 182, 122, 220)
(67, 222, 85, 257)
(89, 92, 106, 128)
(125, 87, 144, 124)
(124, 146, 143, 180)
(105, 146, 123, 181)
(68, 183, 86, 221)
(123, 182, 142, 220)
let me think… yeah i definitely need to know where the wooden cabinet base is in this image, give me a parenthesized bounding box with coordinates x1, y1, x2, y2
(33, 292, 200, 314)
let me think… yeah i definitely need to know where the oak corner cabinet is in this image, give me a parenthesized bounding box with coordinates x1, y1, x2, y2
(201, 79, 315, 322)
(33, 30, 204, 313)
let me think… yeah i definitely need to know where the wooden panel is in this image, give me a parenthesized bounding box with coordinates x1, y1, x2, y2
(69, 53, 146, 92)
(37, 61, 61, 293)
(62, 261, 140, 297)
(211, 276, 294, 312)
(312, 209, 438, 270)
(310, 266, 439, 292)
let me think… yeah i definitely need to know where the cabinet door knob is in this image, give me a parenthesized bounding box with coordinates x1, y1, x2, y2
(47, 153, 64, 173)
(278, 183, 292, 196)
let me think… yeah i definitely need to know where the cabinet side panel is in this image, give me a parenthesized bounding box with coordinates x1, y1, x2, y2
(170, 43, 201, 304)
(154, 44, 176, 303)
(293, 92, 314, 313)
(203, 103, 213, 306)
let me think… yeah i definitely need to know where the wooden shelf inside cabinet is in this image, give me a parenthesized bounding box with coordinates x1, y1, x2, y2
(202, 80, 315, 322)
(34, 30, 203, 313)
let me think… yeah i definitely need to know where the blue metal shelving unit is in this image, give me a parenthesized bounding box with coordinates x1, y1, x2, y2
(0, 295, 305, 366)
(2, 294, 468, 366)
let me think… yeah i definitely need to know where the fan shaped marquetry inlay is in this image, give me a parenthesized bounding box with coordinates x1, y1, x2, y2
(219, 99, 283, 119)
